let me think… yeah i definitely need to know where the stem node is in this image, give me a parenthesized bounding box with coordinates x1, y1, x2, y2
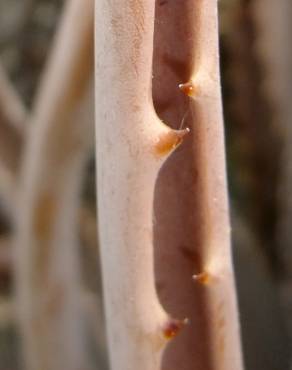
(192, 271, 212, 285)
(154, 127, 190, 157)
(179, 81, 199, 98)
(162, 317, 189, 340)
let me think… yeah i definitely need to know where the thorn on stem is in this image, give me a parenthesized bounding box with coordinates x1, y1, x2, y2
(192, 271, 211, 285)
(155, 127, 190, 157)
(179, 81, 198, 98)
(162, 318, 189, 340)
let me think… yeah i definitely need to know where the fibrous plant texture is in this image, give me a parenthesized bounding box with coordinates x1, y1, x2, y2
(95, 1, 242, 370)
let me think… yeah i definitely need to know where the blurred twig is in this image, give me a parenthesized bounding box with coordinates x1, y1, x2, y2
(252, 0, 292, 364)
(0, 62, 26, 172)
(14, 0, 94, 369)
(0, 62, 27, 218)
(222, 0, 282, 271)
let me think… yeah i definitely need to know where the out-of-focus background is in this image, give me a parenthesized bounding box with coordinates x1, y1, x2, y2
(0, 0, 291, 369)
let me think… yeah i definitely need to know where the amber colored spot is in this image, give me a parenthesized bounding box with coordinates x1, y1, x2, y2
(33, 192, 57, 241)
(192, 271, 211, 285)
(162, 318, 188, 340)
(218, 334, 225, 354)
(217, 317, 225, 329)
(155, 128, 190, 157)
(179, 81, 198, 97)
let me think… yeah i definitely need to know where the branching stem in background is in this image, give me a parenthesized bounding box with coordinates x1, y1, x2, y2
(253, 0, 292, 362)
(0, 63, 27, 217)
(14, 0, 94, 369)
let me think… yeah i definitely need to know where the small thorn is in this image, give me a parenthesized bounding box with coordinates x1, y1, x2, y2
(179, 81, 198, 97)
(155, 127, 190, 157)
(192, 271, 211, 285)
(162, 317, 189, 340)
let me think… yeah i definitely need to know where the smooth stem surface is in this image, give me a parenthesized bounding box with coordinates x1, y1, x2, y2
(153, 1, 242, 369)
(95, 0, 188, 369)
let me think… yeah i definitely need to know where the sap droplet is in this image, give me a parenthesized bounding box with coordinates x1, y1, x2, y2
(154, 128, 190, 157)
(192, 271, 211, 285)
(162, 318, 188, 340)
(179, 81, 197, 97)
